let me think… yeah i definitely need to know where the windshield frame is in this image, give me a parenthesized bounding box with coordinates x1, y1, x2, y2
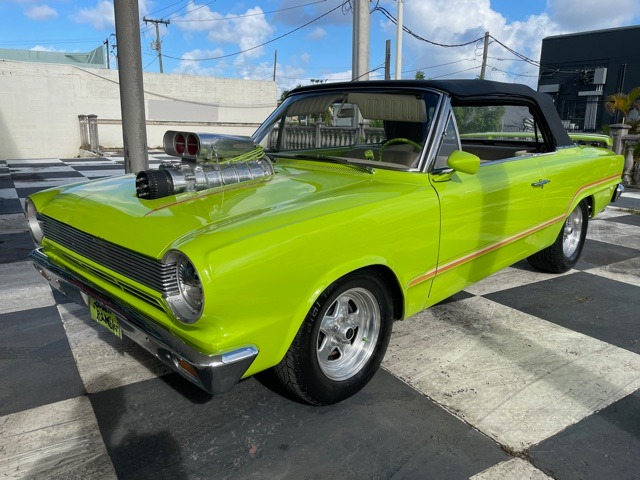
(252, 87, 446, 172)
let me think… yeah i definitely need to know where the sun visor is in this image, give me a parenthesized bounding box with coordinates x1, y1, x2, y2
(347, 93, 426, 122)
(286, 95, 340, 116)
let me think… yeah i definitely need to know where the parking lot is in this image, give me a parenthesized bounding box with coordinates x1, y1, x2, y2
(1, 156, 639, 479)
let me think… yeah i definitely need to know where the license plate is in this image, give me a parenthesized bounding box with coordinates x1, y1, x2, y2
(89, 298, 122, 339)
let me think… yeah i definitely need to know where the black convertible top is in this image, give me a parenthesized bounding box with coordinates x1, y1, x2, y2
(290, 79, 572, 148)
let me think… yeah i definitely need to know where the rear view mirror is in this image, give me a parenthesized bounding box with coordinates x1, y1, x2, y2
(337, 107, 355, 118)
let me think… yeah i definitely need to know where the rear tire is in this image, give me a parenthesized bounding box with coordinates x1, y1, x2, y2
(274, 271, 393, 405)
(527, 200, 588, 273)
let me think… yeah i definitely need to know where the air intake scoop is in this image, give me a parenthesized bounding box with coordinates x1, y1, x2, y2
(136, 131, 274, 200)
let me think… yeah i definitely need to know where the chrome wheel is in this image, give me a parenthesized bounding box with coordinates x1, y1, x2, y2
(562, 205, 583, 258)
(527, 200, 588, 274)
(316, 287, 380, 381)
(274, 271, 393, 405)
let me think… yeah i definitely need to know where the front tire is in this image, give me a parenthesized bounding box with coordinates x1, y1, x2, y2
(274, 271, 393, 405)
(527, 200, 588, 273)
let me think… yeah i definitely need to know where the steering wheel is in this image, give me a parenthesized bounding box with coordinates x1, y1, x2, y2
(379, 138, 422, 162)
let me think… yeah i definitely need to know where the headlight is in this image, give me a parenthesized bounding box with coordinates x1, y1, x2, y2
(25, 198, 44, 246)
(163, 251, 204, 323)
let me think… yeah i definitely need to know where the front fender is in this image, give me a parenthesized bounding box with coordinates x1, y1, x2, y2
(170, 189, 439, 375)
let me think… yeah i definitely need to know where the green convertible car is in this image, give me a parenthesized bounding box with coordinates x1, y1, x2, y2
(27, 80, 624, 405)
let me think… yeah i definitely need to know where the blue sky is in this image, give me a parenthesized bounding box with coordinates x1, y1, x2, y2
(2, 0, 640, 93)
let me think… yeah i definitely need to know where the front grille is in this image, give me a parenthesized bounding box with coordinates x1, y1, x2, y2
(41, 215, 179, 296)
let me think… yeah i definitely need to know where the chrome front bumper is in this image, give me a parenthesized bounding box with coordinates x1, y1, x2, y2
(29, 248, 258, 395)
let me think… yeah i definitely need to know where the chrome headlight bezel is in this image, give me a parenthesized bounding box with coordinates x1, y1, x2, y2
(25, 198, 44, 246)
(163, 250, 204, 324)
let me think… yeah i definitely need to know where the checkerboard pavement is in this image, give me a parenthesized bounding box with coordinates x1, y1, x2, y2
(1, 157, 639, 479)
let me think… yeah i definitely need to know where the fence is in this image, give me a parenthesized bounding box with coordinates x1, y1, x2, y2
(268, 124, 386, 150)
(610, 124, 639, 186)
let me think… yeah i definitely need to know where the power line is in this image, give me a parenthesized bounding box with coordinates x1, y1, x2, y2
(278, 58, 477, 80)
(402, 58, 476, 75)
(140, 0, 217, 34)
(487, 35, 594, 75)
(141, 0, 321, 33)
(488, 35, 541, 67)
(164, 0, 218, 22)
(364, 10, 594, 80)
(372, 5, 484, 48)
(162, 1, 347, 62)
(70, 64, 276, 107)
(352, 65, 385, 81)
(141, 0, 330, 35)
(170, 0, 328, 23)
(487, 64, 538, 79)
(277, 66, 385, 83)
(429, 65, 481, 80)
(368, 5, 569, 78)
(145, 0, 188, 18)
(143, 56, 158, 71)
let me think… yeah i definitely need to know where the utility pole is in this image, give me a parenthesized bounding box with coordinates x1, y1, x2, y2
(273, 50, 277, 82)
(103, 36, 110, 69)
(480, 31, 490, 80)
(110, 34, 118, 70)
(385, 40, 391, 80)
(114, 0, 148, 173)
(395, 0, 403, 79)
(143, 17, 170, 73)
(351, 0, 370, 81)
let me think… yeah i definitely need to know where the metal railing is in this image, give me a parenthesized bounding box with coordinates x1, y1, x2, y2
(268, 124, 386, 150)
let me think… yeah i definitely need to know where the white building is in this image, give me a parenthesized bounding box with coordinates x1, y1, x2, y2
(0, 59, 277, 160)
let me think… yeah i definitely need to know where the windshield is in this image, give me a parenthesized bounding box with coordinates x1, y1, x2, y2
(253, 89, 442, 170)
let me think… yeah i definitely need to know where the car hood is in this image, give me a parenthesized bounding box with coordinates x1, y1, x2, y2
(37, 160, 418, 258)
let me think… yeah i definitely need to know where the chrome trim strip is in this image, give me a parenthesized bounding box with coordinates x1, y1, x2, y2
(29, 248, 258, 395)
(419, 94, 448, 172)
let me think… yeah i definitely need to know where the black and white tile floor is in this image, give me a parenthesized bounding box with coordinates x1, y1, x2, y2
(1, 157, 640, 479)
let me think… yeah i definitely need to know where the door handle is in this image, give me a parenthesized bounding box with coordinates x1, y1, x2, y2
(531, 179, 550, 188)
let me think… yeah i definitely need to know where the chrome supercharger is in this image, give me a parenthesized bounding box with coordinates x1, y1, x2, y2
(136, 131, 274, 200)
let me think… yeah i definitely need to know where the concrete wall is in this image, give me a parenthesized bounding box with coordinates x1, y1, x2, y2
(0, 60, 277, 160)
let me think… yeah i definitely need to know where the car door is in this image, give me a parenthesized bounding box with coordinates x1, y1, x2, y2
(425, 107, 547, 305)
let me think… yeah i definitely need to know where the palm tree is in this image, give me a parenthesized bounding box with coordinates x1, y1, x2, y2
(604, 86, 640, 123)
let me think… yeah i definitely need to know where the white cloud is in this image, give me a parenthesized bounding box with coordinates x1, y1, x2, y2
(30, 45, 65, 52)
(250, 61, 304, 81)
(547, 0, 640, 31)
(307, 27, 327, 41)
(25, 4, 58, 20)
(176, 3, 275, 60)
(208, 7, 275, 59)
(276, 66, 310, 95)
(300, 52, 311, 63)
(382, 0, 640, 87)
(382, 0, 562, 86)
(173, 48, 226, 76)
(175, 1, 223, 32)
(323, 69, 353, 83)
(72, 0, 150, 30)
(73, 0, 115, 30)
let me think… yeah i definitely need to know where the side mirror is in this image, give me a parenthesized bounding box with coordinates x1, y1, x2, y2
(446, 150, 481, 175)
